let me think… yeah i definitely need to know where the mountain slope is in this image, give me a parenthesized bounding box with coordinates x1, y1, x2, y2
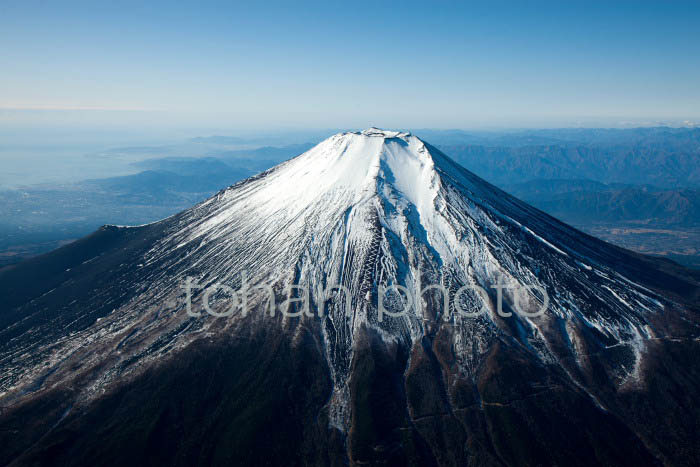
(1, 128, 699, 466)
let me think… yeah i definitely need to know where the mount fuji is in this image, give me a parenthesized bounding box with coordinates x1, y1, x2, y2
(1, 128, 699, 466)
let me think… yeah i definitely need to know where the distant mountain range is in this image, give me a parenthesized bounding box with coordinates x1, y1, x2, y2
(504, 179, 700, 226)
(414, 127, 700, 188)
(418, 126, 700, 148)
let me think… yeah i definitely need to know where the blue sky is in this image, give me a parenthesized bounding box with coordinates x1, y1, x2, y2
(1, 0, 699, 130)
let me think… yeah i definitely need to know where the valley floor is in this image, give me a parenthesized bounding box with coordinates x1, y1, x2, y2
(575, 224, 700, 269)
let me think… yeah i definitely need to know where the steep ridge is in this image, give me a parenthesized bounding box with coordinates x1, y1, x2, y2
(1, 129, 699, 465)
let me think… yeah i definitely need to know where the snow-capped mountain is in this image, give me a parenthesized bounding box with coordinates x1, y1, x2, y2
(1, 128, 699, 466)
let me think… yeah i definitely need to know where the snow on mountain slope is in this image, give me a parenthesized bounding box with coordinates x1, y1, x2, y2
(0, 128, 682, 394)
(1, 129, 699, 465)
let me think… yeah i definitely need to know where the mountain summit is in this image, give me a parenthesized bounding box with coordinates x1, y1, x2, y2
(1, 129, 699, 465)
